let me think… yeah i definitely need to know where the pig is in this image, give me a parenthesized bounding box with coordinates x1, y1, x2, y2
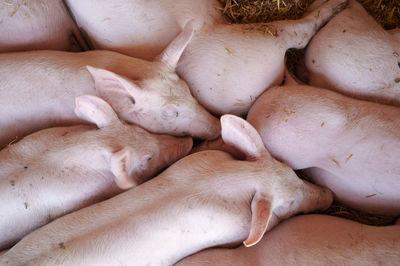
(304, 0, 400, 106)
(0, 21, 220, 148)
(177, 214, 400, 265)
(0, 95, 192, 250)
(0, 115, 333, 266)
(0, 0, 87, 52)
(65, 0, 348, 116)
(247, 83, 400, 216)
(64, 0, 226, 60)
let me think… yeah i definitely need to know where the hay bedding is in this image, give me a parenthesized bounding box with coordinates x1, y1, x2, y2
(218, 0, 399, 226)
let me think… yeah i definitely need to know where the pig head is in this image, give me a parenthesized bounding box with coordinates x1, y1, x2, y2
(73, 95, 194, 189)
(87, 21, 220, 139)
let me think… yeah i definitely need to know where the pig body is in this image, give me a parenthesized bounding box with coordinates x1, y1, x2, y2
(64, 0, 226, 60)
(0, 0, 87, 52)
(0, 23, 220, 148)
(0, 95, 192, 250)
(178, 214, 400, 265)
(1, 115, 332, 266)
(304, 0, 400, 106)
(247, 85, 400, 215)
(65, 0, 348, 115)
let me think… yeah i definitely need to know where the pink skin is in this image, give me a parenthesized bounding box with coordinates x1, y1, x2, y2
(178, 214, 400, 266)
(0, 95, 192, 250)
(0, 0, 87, 52)
(1, 115, 332, 266)
(247, 84, 400, 216)
(304, 0, 400, 106)
(0, 22, 219, 148)
(65, 0, 348, 116)
(64, 0, 226, 60)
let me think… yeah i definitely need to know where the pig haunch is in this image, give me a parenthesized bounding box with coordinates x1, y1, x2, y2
(0, 95, 192, 250)
(1, 115, 332, 265)
(304, 0, 400, 106)
(0, 0, 88, 52)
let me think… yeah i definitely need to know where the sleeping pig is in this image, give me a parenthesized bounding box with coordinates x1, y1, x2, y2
(0, 95, 192, 250)
(0, 0, 87, 52)
(64, 0, 226, 60)
(304, 0, 400, 106)
(178, 214, 400, 265)
(64, 0, 348, 115)
(0, 115, 332, 265)
(0, 21, 219, 148)
(247, 83, 400, 216)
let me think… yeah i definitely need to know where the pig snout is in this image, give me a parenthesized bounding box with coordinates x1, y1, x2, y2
(299, 181, 334, 213)
(189, 114, 221, 140)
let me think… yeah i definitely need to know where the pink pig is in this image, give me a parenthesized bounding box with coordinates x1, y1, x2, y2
(178, 214, 400, 265)
(64, 0, 226, 60)
(0, 115, 332, 265)
(0, 95, 192, 250)
(0, 21, 219, 148)
(0, 0, 87, 52)
(64, 0, 348, 115)
(304, 0, 400, 106)
(247, 82, 400, 216)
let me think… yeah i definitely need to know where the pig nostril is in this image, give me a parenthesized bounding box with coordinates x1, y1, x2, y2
(130, 97, 136, 105)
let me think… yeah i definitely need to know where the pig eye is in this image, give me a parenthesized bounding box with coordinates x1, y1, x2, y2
(129, 96, 136, 105)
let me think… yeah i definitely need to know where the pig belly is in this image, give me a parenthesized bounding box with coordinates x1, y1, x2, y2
(178, 28, 285, 116)
(64, 0, 225, 60)
(0, 0, 85, 52)
(304, 167, 400, 216)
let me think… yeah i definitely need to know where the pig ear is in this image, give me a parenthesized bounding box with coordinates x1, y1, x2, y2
(110, 147, 153, 190)
(243, 196, 272, 247)
(155, 19, 195, 69)
(220, 115, 270, 160)
(86, 66, 142, 112)
(111, 147, 135, 189)
(74, 94, 119, 128)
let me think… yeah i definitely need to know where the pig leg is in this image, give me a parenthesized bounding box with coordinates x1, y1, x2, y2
(278, 0, 348, 50)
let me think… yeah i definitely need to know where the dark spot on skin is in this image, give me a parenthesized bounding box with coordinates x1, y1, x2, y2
(147, 157, 152, 161)
(209, 87, 212, 90)
(395, 78, 400, 83)
(328, 44, 333, 48)
(312, 59, 316, 64)
(41, 176, 44, 180)
(10, 180, 15, 186)
(175, 112, 179, 118)
(369, 68, 372, 71)
(24, 202, 28, 209)
(343, 29, 346, 33)
(29, 183, 33, 187)
(61, 131, 69, 137)
(24, 166, 28, 170)
(58, 242, 66, 249)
